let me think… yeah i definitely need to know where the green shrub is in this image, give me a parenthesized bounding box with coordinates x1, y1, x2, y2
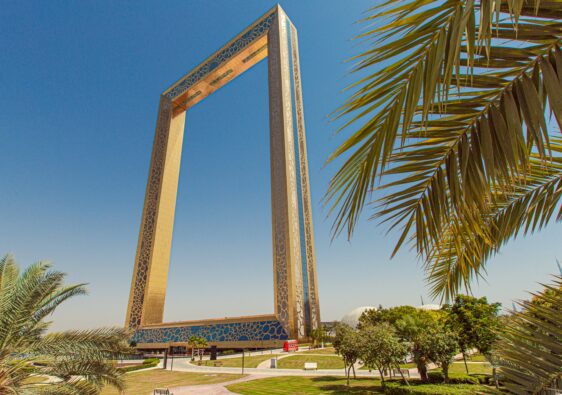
(470, 373, 493, 385)
(427, 371, 479, 384)
(384, 381, 499, 394)
(142, 358, 160, 365)
(221, 350, 236, 356)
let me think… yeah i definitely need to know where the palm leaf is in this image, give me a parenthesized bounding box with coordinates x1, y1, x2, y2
(496, 275, 562, 394)
(425, 138, 562, 299)
(327, 0, 562, 298)
(0, 255, 131, 394)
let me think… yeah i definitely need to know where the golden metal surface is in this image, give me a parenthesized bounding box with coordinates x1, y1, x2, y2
(126, 5, 320, 343)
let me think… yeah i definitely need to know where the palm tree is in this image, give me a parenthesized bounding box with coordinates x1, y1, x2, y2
(495, 275, 561, 393)
(0, 254, 131, 394)
(326, 0, 562, 299)
(187, 336, 208, 362)
(310, 327, 327, 349)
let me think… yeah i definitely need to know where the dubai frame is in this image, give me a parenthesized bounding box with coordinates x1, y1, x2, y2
(126, 5, 320, 349)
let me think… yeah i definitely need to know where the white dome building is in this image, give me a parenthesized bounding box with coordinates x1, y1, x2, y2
(417, 304, 442, 311)
(341, 306, 376, 328)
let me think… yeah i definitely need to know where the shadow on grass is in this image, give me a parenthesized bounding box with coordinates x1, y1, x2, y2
(310, 376, 342, 382)
(318, 385, 384, 394)
(309, 376, 385, 394)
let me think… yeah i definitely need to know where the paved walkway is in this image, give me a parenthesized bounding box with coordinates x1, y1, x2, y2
(167, 357, 403, 378)
(256, 353, 291, 369)
(170, 374, 268, 395)
(139, 348, 486, 394)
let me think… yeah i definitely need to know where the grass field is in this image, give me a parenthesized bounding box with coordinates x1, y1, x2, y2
(228, 376, 384, 394)
(359, 361, 491, 374)
(299, 347, 337, 355)
(446, 362, 493, 375)
(226, 376, 499, 394)
(360, 362, 417, 371)
(100, 370, 243, 395)
(193, 354, 280, 368)
(276, 355, 345, 370)
(468, 353, 488, 362)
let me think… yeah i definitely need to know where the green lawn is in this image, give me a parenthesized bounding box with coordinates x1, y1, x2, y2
(468, 353, 488, 362)
(194, 354, 280, 368)
(100, 369, 243, 395)
(360, 362, 417, 371)
(227, 376, 384, 394)
(360, 361, 491, 374)
(227, 376, 499, 395)
(299, 347, 337, 355)
(431, 362, 493, 375)
(277, 355, 345, 370)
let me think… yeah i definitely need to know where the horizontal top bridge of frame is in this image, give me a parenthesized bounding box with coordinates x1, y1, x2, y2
(162, 4, 294, 115)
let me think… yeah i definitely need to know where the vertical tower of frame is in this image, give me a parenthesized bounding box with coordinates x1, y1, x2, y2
(125, 96, 186, 329)
(287, 19, 321, 333)
(125, 5, 320, 340)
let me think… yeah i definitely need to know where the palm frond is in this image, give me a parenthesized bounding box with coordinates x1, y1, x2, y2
(0, 256, 131, 394)
(426, 138, 562, 299)
(30, 328, 131, 359)
(327, 0, 562, 298)
(496, 275, 562, 394)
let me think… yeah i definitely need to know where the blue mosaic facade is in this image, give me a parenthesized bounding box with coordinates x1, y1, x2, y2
(133, 319, 288, 344)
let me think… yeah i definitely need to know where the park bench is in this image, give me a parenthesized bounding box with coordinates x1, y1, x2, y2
(153, 389, 173, 395)
(304, 362, 318, 370)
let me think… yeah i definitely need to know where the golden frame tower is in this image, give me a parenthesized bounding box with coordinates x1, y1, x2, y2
(126, 5, 320, 348)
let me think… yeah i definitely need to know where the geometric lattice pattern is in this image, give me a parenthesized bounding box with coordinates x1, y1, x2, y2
(132, 319, 288, 344)
(165, 13, 276, 102)
(126, 5, 320, 348)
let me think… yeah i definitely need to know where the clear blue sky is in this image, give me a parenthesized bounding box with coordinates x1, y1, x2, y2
(1, 1, 560, 331)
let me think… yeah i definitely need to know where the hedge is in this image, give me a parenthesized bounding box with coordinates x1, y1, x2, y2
(427, 372, 480, 384)
(384, 382, 500, 394)
(427, 371, 495, 385)
(142, 358, 160, 365)
(118, 359, 159, 373)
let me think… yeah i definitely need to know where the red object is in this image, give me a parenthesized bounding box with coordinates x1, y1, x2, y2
(283, 340, 298, 352)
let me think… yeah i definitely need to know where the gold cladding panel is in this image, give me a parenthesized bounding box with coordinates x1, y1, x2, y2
(126, 6, 320, 341)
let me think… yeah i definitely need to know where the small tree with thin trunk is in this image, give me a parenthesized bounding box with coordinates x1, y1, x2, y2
(197, 337, 208, 362)
(396, 312, 439, 382)
(310, 327, 326, 349)
(426, 326, 459, 383)
(445, 295, 500, 374)
(187, 336, 208, 362)
(359, 323, 409, 387)
(333, 323, 361, 386)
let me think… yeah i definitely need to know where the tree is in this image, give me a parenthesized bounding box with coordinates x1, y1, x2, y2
(0, 254, 130, 394)
(395, 311, 439, 382)
(310, 327, 328, 349)
(426, 327, 459, 383)
(188, 336, 208, 362)
(359, 323, 409, 387)
(496, 275, 562, 393)
(445, 295, 501, 374)
(197, 337, 208, 362)
(333, 323, 361, 386)
(359, 306, 418, 330)
(326, 0, 562, 301)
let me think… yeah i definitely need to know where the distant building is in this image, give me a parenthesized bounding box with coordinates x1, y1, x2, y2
(341, 306, 377, 328)
(417, 304, 442, 311)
